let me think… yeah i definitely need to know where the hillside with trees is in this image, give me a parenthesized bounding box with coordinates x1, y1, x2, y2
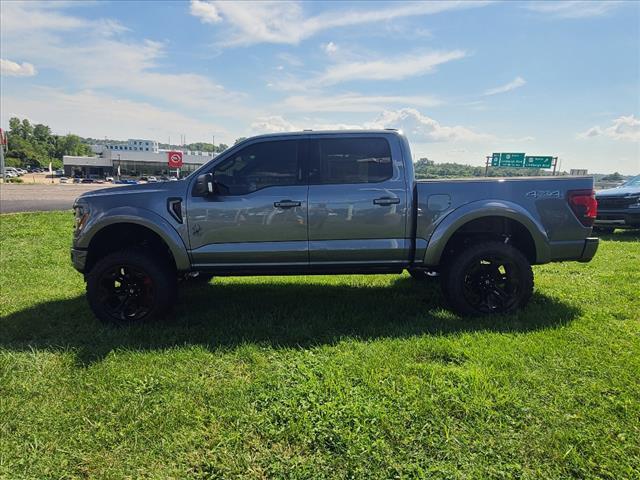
(414, 158, 542, 178)
(3, 117, 92, 169)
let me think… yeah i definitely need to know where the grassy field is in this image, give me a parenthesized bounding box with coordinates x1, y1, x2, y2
(1, 212, 639, 479)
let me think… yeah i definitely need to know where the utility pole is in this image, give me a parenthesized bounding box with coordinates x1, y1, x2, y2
(0, 136, 5, 183)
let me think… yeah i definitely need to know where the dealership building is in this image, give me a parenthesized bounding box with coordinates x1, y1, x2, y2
(63, 139, 214, 178)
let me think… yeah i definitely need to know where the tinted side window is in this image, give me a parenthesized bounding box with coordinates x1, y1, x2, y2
(310, 137, 392, 184)
(213, 140, 299, 195)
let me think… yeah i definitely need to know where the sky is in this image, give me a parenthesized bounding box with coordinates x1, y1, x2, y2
(1, 0, 639, 174)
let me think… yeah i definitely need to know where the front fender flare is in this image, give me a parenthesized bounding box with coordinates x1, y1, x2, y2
(423, 200, 551, 266)
(77, 206, 191, 271)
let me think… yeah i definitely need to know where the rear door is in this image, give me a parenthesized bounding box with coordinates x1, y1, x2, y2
(307, 135, 409, 265)
(187, 138, 308, 268)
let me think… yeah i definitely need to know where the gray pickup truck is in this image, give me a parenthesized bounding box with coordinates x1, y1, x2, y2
(71, 130, 598, 322)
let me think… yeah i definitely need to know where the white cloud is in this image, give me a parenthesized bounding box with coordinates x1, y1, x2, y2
(365, 108, 490, 142)
(322, 42, 338, 54)
(277, 52, 303, 67)
(190, 0, 490, 46)
(525, 1, 623, 19)
(251, 116, 299, 133)
(0, 1, 127, 36)
(0, 59, 37, 77)
(483, 76, 526, 96)
(271, 51, 467, 91)
(283, 93, 441, 113)
(251, 108, 489, 143)
(579, 115, 640, 142)
(1, 88, 231, 142)
(317, 50, 466, 86)
(1, 3, 246, 115)
(189, 0, 222, 23)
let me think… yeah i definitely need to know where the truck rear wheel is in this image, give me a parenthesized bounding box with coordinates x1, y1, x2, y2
(441, 241, 533, 316)
(86, 249, 176, 324)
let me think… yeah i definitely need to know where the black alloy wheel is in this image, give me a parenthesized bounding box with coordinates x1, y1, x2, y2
(442, 241, 533, 316)
(86, 249, 175, 324)
(98, 265, 155, 321)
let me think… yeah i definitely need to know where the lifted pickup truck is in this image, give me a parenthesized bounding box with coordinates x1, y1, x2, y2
(71, 130, 598, 322)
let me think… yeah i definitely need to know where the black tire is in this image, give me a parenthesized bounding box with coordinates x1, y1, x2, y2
(407, 269, 438, 281)
(86, 249, 177, 324)
(441, 241, 533, 316)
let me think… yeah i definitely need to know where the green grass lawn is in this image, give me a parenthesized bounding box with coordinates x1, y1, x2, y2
(1, 212, 639, 479)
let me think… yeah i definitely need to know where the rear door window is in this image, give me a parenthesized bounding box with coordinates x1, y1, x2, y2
(310, 137, 392, 185)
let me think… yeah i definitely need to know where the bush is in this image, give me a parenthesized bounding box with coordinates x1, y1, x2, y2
(6, 177, 24, 183)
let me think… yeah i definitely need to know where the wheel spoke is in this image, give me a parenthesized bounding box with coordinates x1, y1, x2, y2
(98, 264, 155, 322)
(462, 255, 520, 313)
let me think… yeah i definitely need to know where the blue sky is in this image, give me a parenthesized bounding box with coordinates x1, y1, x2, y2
(1, 0, 638, 173)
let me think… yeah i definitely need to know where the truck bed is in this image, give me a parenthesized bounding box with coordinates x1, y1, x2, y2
(414, 176, 597, 265)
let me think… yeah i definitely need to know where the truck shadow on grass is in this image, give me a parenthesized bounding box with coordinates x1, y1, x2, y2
(0, 277, 580, 365)
(596, 230, 640, 242)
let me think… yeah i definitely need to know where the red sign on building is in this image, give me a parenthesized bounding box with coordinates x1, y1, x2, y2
(167, 151, 183, 168)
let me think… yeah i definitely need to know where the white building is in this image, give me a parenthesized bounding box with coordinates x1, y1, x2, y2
(64, 139, 215, 178)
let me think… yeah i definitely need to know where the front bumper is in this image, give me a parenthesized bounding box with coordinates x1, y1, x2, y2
(578, 237, 599, 263)
(595, 209, 640, 228)
(70, 248, 87, 273)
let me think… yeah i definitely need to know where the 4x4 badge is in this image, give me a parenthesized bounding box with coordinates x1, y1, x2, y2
(526, 190, 561, 199)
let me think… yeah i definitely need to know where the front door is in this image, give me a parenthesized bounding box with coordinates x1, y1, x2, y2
(307, 135, 409, 265)
(187, 139, 308, 268)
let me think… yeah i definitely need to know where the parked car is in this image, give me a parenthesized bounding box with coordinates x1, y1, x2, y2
(114, 179, 138, 185)
(81, 178, 94, 184)
(71, 130, 599, 323)
(594, 175, 640, 232)
(147, 176, 158, 183)
(59, 177, 69, 183)
(105, 176, 114, 182)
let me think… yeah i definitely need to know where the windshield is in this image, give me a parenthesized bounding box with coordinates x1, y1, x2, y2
(621, 175, 640, 187)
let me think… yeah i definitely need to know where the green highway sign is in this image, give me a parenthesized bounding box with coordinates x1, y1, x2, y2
(525, 156, 554, 168)
(491, 152, 525, 167)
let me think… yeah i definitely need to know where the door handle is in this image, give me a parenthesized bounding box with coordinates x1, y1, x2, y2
(274, 200, 301, 208)
(373, 197, 400, 206)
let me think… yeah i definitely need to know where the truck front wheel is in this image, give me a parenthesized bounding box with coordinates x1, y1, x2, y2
(86, 249, 176, 324)
(441, 241, 533, 316)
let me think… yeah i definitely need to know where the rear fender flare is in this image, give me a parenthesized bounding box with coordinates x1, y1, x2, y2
(423, 200, 550, 266)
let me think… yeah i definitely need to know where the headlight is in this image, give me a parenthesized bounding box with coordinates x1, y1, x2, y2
(629, 195, 640, 208)
(73, 204, 90, 232)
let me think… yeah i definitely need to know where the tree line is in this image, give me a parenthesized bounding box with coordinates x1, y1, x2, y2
(3, 117, 564, 177)
(4, 117, 92, 169)
(414, 158, 543, 178)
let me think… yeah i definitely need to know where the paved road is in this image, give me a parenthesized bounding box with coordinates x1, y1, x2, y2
(0, 184, 117, 213)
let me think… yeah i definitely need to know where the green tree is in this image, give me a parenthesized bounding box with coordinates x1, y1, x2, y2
(602, 172, 623, 182)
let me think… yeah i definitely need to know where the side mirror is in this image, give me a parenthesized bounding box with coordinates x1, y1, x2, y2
(193, 173, 214, 196)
